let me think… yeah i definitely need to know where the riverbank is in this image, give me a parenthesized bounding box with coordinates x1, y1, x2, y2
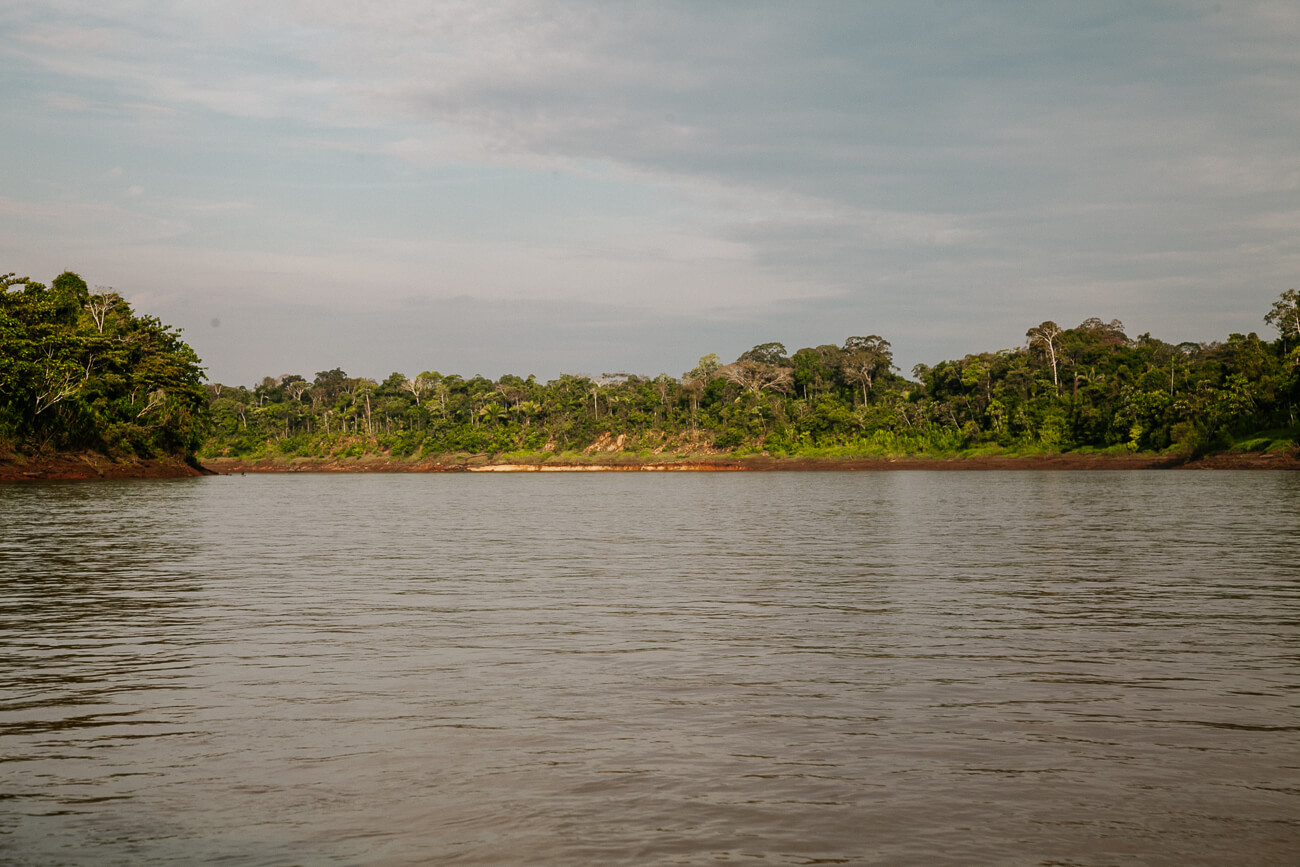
(0, 451, 211, 482)
(6, 448, 1296, 481)
(199, 448, 1300, 474)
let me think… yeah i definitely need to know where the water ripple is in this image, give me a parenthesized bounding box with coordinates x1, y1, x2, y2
(1, 471, 1298, 865)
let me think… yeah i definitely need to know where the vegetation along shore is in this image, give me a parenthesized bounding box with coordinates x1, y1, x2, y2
(3, 271, 1297, 480)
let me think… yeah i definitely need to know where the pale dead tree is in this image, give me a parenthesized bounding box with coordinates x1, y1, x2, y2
(719, 360, 794, 397)
(77, 288, 122, 381)
(32, 342, 89, 416)
(584, 377, 602, 419)
(840, 335, 893, 405)
(680, 355, 720, 433)
(1026, 321, 1064, 391)
(653, 374, 674, 408)
(86, 287, 121, 334)
(285, 380, 311, 402)
(426, 381, 450, 419)
(588, 373, 626, 419)
(351, 380, 376, 436)
(401, 375, 430, 404)
(34, 368, 80, 416)
(136, 388, 166, 419)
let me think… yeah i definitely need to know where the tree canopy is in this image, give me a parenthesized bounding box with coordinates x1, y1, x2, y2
(1, 271, 208, 459)
(200, 291, 1298, 462)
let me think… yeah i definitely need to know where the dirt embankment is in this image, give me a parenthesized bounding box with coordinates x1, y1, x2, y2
(199, 449, 1300, 475)
(0, 452, 211, 482)
(7, 448, 1295, 481)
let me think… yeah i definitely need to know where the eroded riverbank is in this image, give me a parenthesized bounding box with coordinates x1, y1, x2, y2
(199, 449, 1300, 474)
(0, 452, 210, 482)
(5, 448, 1296, 481)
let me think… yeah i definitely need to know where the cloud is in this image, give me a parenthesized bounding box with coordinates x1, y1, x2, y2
(2, 1, 1297, 383)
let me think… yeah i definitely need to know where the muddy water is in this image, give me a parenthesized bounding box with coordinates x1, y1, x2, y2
(2, 471, 1298, 865)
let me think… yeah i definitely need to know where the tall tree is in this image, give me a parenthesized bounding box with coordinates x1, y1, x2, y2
(840, 335, 892, 404)
(1265, 289, 1300, 350)
(1026, 321, 1064, 391)
(719, 360, 794, 397)
(738, 342, 790, 367)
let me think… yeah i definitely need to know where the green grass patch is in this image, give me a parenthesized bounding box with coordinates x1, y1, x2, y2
(1230, 426, 1300, 453)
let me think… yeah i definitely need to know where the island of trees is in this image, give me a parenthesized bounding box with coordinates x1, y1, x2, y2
(3, 269, 1297, 473)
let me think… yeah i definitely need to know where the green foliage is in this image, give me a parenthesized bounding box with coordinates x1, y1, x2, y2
(200, 291, 1298, 462)
(1265, 289, 1299, 350)
(1, 271, 208, 459)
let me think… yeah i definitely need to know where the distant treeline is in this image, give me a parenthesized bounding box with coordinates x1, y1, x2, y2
(4, 270, 1296, 464)
(204, 291, 1300, 460)
(1, 271, 207, 460)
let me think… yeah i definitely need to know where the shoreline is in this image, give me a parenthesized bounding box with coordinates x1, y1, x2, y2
(0, 453, 211, 482)
(5, 448, 1297, 481)
(199, 449, 1300, 475)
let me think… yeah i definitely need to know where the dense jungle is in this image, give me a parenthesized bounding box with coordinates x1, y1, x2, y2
(3, 271, 1298, 468)
(199, 293, 1300, 464)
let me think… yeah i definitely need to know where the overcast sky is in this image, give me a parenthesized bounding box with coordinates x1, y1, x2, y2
(3, 1, 1297, 385)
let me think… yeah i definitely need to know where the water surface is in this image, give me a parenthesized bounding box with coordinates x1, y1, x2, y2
(2, 471, 1298, 865)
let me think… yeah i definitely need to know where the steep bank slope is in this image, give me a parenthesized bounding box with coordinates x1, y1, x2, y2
(0, 452, 209, 481)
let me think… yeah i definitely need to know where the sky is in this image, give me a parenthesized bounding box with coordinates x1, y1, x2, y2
(2, 1, 1297, 386)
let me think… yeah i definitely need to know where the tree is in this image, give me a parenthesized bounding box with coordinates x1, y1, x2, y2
(313, 368, 349, 404)
(684, 353, 721, 383)
(652, 374, 674, 409)
(792, 345, 842, 400)
(85, 287, 122, 334)
(738, 342, 790, 367)
(681, 354, 721, 432)
(840, 335, 892, 404)
(1265, 289, 1299, 350)
(401, 374, 431, 404)
(586, 374, 620, 419)
(719, 360, 794, 397)
(1077, 318, 1128, 344)
(1026, 321, 1064, 391)
(426, 376, 450, 419)
(285, 378, 311, 402)
(350, 379, 377, 435)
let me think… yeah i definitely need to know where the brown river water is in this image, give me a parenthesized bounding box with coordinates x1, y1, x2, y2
(1, 471, 1298, 865)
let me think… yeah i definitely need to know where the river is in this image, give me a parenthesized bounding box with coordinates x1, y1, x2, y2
(2, 471, 1298, 865)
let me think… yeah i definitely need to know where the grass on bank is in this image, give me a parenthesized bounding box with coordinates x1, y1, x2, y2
(1228, 426, 1300, 454)
(195, 423, 1300, 466)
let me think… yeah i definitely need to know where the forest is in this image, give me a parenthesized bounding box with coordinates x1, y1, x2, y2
(3, 270, 1296, 466)
(202, 291, 1300, 463)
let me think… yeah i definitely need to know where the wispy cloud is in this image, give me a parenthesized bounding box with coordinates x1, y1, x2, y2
(2, 0, 1297, 383)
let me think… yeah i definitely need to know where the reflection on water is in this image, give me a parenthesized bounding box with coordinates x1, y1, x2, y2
(2, 472, 1298, 865)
